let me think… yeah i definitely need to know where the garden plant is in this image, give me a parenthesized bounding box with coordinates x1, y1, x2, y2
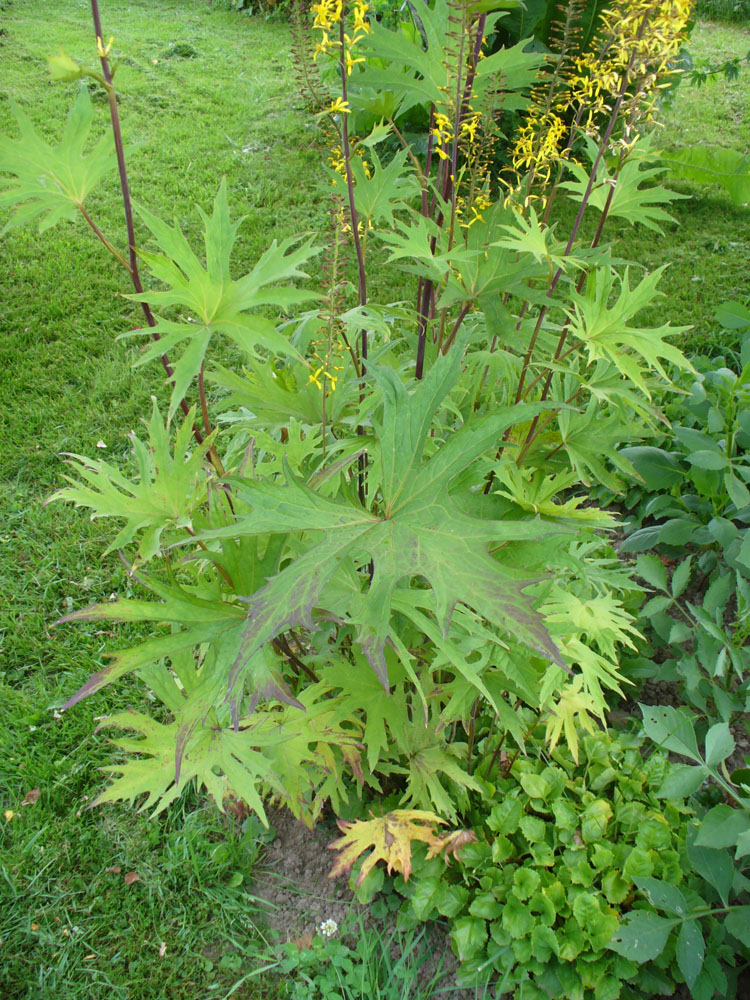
(1, 0, 750, 997)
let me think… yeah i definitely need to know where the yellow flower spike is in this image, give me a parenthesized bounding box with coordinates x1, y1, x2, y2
(308, 368, 324, 390)
(96, 35, 114, 59)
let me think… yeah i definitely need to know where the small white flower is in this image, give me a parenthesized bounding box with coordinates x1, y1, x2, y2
(318, 918, 338, 938)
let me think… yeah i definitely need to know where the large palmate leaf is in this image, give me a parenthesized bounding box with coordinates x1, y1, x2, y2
(93, 685, 361, 826)
(352, 0, 542, 119)
(565, 267, 691, 397)
(560, 137, 686, 233)
(328, 810, 448, 884)
(59, 568, 250, 710)
(50, 402, 215, 563)
(126, 180, 320, 417)
(331, 148, 420, 228)
(205, 347, 567, 719)
(0, 86, 116, 233)
(93, 710, 278, 822)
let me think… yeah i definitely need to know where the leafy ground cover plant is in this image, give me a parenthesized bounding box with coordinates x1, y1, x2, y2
(609, 309, 750, 721)
(0, 0, 697, 837)
(630, 705, 750, 999)
(383, 727, 749, 1000)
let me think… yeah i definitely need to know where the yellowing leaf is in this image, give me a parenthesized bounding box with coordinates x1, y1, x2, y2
(543, 675, 600, 763)
(328, 809, 447, 884)
(425, 828, 477, 864)
(50, 401, 216, 563)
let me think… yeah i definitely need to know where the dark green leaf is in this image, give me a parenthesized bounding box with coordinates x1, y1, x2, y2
(633, 877, 688, 916)
(502, 895, 535, 939)
(641, 596, 673, 617)
(726, 907, 750, 945)
(619, 446, 684, 489)
(735, 830, 750, 860)
(635, 553, 668, 592)
(687, 450, 729, 471)
(658, 518, 699, 546)
(695, 804, 750, 849)
(657, 764, 706, 800)
(687, 826, 733, 905)
(433, 883, 469, 919)
(450, 916, 487, 961)
(676, 920, 705, 990)
(704, 723, 734, 768)
(469, 892, 503, 919)
(725, 472, 750, 510)
(703, 573, 733, 617)
(640, 705, 702, 762)
(608, 912, 675, 962)
(619, 525, 663, 553)
(671, 557, 692, 599)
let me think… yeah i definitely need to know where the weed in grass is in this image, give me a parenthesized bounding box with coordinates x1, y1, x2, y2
(268, 913, 454, 1000)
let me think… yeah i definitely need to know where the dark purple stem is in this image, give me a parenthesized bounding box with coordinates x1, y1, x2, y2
(90, 0, 197, 433)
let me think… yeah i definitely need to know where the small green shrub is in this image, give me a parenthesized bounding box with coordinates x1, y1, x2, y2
(694, 0, 750, 22)
(393, 728, 741, 1000)
(272, 918, 447, 999)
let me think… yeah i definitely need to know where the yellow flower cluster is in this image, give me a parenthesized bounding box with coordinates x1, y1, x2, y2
(329, 144, 371, 181)
(602, 0, 692, 71)
(308, 338, 345, 392)
(431, 111, 453, 161)
(511, 111, 568, 184)
(460, 111, 481, 145)
(96, 35, 114, 59)
(574, 0, 692, 130)
(509, 0, 692, 189)
(327, 96, 351, 116)
(456, 188, 492, 230)
(312, 0, 371, 69)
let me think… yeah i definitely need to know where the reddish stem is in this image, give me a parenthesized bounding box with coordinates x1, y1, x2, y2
(90, 0, 196, 432)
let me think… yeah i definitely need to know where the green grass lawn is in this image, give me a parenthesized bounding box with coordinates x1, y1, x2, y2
(1, 2, 749, 996)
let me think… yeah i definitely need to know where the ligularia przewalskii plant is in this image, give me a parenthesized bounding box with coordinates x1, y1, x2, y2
(0, 0, 693, 845)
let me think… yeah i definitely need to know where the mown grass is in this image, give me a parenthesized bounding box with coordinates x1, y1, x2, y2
(1, 0, 327, 996)
(1, 1, 749, 996)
